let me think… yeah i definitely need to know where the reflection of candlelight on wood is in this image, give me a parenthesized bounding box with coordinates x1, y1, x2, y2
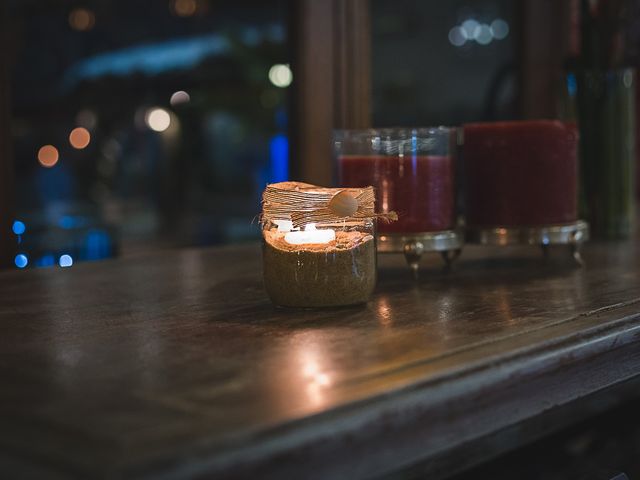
(302, 361, 332, 386)
(301, 350, 332, 406)
(496, 286, 515, 325)
(376, 296, 393, 327)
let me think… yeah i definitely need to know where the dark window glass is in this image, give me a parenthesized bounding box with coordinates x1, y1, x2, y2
(7, 0, 290, 267)
(372, 0, 518, 126)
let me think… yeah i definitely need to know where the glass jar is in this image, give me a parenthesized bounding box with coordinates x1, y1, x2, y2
(335, 127, 457, 234)
(574, 70, 635, 239)
(261, 183, 377, 308)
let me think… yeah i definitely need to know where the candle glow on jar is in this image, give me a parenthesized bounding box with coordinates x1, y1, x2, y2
(284, 223, 336, 245)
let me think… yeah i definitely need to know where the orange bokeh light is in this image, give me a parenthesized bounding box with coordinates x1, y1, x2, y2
(69, 8, 95, 31)
(172, 0, 197, 17)
(38, 145, 59, 168)
(69, 127, 91, 149)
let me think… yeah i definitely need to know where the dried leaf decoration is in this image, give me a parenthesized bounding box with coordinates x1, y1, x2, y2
(261, 181, 397, 229)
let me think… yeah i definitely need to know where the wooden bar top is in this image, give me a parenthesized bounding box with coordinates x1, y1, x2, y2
(1, 240, 640, 478)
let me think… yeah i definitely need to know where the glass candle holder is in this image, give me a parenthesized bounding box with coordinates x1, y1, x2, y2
(261, 182, 377, 308)
(463, 120, 579, 227)
(576, 69, 635, 239)
(335, 127, 456, 234)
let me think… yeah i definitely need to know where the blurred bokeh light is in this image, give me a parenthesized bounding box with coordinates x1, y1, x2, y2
(68, 8, 95, 32)
(37, 145, 59, 168)
(69, 127, 91, 149)
(8, 0, 290, 268)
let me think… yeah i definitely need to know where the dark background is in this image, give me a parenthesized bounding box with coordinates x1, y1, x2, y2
(4, 0, 519, 269)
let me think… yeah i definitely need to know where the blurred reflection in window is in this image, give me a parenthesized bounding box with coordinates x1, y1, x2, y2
(7, 0, 290, 267)
(372, 0, 518, 126)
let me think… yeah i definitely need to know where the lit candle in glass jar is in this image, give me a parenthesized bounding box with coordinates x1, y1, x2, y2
(261, 182, 383, 308)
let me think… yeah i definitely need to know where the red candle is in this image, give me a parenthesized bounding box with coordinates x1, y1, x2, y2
(463, 120, 578, 227)
(339, 154, 455, 233)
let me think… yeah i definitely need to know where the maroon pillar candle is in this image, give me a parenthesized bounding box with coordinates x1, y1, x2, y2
(463, 120, 578, 227)
(339, 155, 455, 233)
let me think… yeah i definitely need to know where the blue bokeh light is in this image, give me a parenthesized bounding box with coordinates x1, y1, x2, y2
(269, 134, 288, 183)
(35, 254, 56, 267)
(567, 73, 577, 97)
(12, 220, 26, 235)
(59, 215, 79, 229)
(59, 254, 74, 268)
(14, 254, 28, 269)
(85, 229, 111, 260)
(63, 34, 230, 88)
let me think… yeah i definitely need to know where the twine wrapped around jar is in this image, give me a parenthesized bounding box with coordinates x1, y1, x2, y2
(261, 181, 397, 228)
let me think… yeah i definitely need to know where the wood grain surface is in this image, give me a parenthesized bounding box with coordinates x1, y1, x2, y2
(1, 240, 640, 478)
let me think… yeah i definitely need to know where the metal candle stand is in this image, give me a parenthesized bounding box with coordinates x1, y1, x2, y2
(465, 220, 590, 265)
(377, 230, 464, 278)
(378, 221, 589, 277)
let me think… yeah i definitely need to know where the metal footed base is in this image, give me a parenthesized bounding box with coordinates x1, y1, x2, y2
(377, 230, 464, 278)
(465, 220, 590, 266)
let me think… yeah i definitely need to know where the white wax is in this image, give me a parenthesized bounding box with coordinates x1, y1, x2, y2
(284, 223, 336, 245)
(273, 219, 294, 232)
